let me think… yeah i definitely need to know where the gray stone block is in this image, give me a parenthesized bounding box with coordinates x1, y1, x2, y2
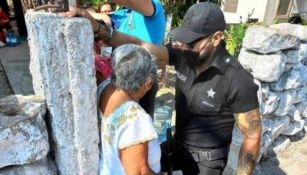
(282, 120, 305, 136)
(0, 95, 49, 168)
(270, 64, 307, 91)
(304, 119, 307, 132)
(293, 87, 307, 104)
(273, 91, 296, 116)
(284, 49, 300, 64)
(262, 115, 290, 141)
(270, 23, 307, 41)
(238, 49, 286, 82)
(292, 109, 302, 122)
(25, 11, 99, 175)
(295, 100, 307, 118)
(259, 84, 280, 115)
(243, 26, 300, 54)
(0, 157, 57, 175)
(268, 136, 291, 156)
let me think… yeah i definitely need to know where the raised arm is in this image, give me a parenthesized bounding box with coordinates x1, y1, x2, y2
(235, 108, 262, 175)
(111, 0, 155, 16)
(86, 9, 112, 27)
(60, 7, 169, 67)
(108, 29, 169, 68)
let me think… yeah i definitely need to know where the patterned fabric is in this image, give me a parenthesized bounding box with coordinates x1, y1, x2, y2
(97, 80, 161, 175)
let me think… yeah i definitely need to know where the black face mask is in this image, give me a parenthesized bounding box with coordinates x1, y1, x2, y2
(181, 48, 215, 70)
(184, 34, 214, 67)
(181, 49, 201, 68)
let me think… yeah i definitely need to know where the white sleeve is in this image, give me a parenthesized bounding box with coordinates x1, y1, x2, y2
(117, 105, 158, 149)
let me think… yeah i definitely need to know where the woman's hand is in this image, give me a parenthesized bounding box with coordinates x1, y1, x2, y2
(58, 6, 101, 36)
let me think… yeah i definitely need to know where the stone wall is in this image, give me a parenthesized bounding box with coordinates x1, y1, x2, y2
(225, 23, 307, 174)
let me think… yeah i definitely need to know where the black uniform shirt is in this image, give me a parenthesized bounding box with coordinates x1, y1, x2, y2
(166, 43, 259, 148)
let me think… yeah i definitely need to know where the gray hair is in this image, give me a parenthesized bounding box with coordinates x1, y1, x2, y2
(111, 44, 157, 92)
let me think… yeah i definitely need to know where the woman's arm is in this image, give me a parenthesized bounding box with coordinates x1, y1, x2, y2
(120, 141, 158, 175)
(60, 7, 170, 68)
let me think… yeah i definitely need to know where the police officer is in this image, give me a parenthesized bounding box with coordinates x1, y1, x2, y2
(62, 2, 262, 175)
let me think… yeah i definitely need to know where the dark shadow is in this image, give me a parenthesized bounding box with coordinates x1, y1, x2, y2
(156, 92, 175, 108)
(12, 0, 27, 36)
(255, 153, 287, 175)
(254, 131, 306, 175)
(164, 69, 176, 88)
(0, 61, 14, 99)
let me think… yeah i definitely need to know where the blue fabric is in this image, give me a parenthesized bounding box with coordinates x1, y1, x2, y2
(110, 0, 166, 45)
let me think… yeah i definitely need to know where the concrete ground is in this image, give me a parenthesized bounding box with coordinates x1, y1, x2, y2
(0, 60, 13, 99)
(0, 42, 306, 175)
(255, 135, 307, 175)
(0, 42, 34, 96)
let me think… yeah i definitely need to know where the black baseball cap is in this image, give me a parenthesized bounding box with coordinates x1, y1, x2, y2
(171, 2, 226, 44)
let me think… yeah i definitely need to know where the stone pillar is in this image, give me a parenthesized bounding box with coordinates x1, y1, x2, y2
(25, 11, 99, 175)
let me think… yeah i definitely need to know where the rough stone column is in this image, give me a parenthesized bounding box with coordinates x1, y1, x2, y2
(25, 11, 99, 175)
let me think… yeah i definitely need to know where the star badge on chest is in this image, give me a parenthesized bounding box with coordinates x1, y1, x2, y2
(207, 88, 216, 98)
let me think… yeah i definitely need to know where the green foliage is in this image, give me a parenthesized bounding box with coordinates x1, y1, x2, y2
(273, 19, 280, 24)
(224, 23, 247, 56)
(168, 3, 185, 27)
(302, 19, 307, 25)
(161, 0, 221, 28)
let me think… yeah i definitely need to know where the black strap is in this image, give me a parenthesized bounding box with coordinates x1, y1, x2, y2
(166, 128, 173, 175)
(191, 146, 229, 162)
(177, 145, 230, 162)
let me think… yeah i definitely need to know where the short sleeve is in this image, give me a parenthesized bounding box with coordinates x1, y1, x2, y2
(151, 0, 164, 17)
(117, 105, 158, 149)
(227, 69, 259, 113)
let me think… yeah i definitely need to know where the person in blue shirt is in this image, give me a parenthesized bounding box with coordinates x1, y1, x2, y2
(109, 0, 166, 117)
(110, 0, 166, 45)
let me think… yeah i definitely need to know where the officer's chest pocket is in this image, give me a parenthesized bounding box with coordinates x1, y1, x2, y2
(191, 95, 222, 114)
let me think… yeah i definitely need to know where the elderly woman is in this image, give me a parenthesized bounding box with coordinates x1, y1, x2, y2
(97, 44, 161, 175)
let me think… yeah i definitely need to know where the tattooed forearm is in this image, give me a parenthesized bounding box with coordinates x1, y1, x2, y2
(237, 151, 256, 175)
(245, 109, 261, 135)
(236, 109, 261, 175)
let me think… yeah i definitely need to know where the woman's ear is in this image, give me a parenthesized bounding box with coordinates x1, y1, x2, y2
(144, 77, 154, 91)
(212, 31, 224, 47)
